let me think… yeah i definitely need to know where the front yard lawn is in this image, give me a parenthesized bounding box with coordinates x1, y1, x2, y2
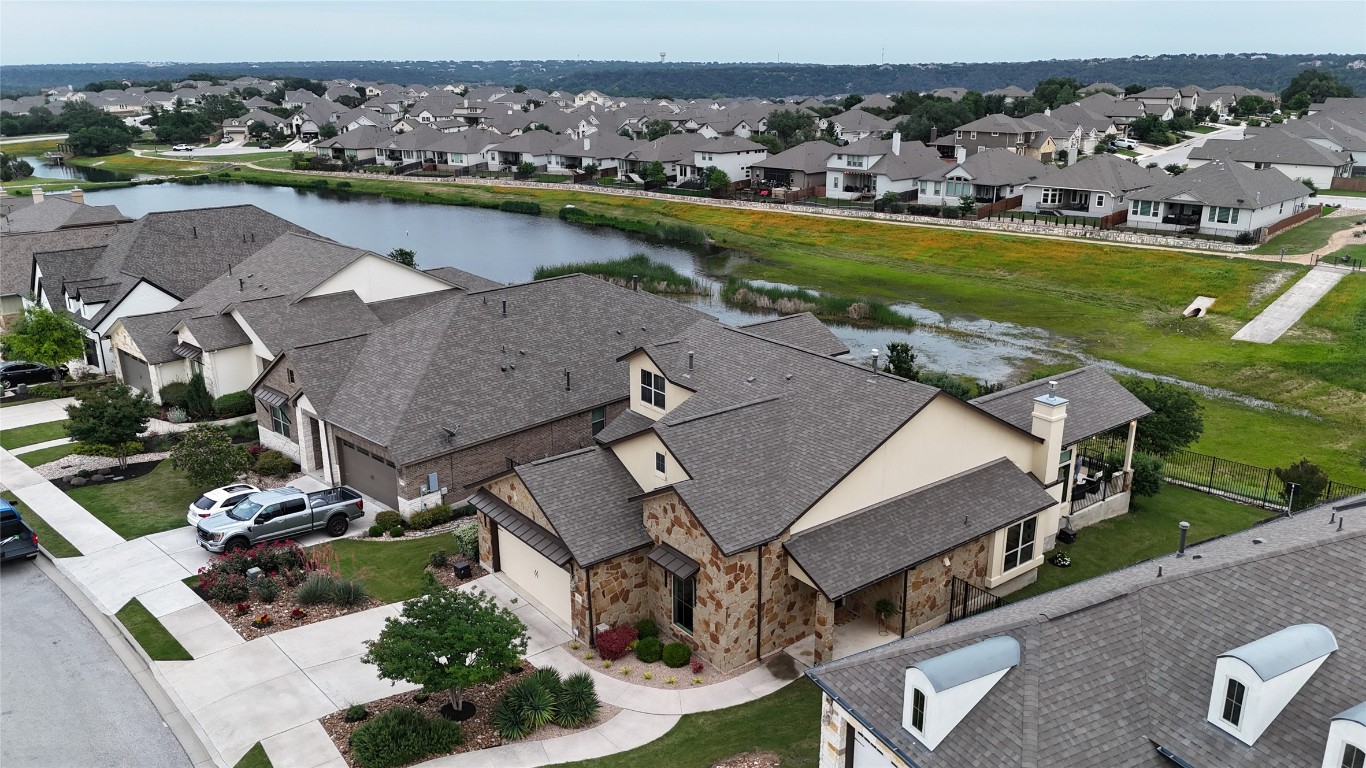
(17, 442, 78, 468)
(6, 496, 81, 557)
(0, 420, 69, 450)
(116, 597, 192, 661)
(65, 460, 199, 540)
(323, 534, 466, 603)
(552, 678, 821, 768)
(1007, 485, 1272, 603)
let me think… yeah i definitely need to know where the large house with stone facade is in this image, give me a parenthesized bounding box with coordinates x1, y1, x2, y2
(468, 318, 1150, 674)
(804, 495, 1366, 768)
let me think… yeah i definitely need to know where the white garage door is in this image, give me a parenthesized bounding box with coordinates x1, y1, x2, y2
(498, 527, 572, 626)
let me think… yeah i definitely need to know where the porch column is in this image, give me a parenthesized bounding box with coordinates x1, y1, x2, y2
(1122, 419, 1138, 491)
(813, 592, 836, 665)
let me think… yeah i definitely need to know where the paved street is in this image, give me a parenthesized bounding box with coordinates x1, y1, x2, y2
(0, 559, 192, 768)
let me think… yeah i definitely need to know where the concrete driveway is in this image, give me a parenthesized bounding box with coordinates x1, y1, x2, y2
(1141, 124, 1245, 168)
(0, 397, 76, 429)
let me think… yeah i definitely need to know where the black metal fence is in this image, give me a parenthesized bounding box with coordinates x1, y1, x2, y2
(947, 576, 1005, 624)
(1163, 449, 1365, 511)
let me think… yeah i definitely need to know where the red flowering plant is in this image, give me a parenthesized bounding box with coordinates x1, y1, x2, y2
(596, 625, 640, 661)
(690, 659, 704, 674)
(290, 608, 307, 620)
(252, 613, 272, 628)
(196, 542, 309, 603)
(234, 602, 251, 616)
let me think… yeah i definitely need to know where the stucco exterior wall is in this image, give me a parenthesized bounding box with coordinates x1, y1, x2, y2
(609, 430, 686, 492)
(210, 345, 256, 397)
(627, 353, 693, 418)
(306, 254, 453, 303)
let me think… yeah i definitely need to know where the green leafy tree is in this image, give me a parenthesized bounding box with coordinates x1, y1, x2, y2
(1129, 113, 1172, 145)
(386, 247, 417, 268)
(199, 94, 248, 125)
(581, 163, 599, 179)
(750, 133, 783, 154)
(841, 94, 865, 111)
(1234, 95, 1272, 116)
(513, 84, 528, 93)
(363, 577, 529, 711)
(68, 125, 134, 155)
(643, 119, 674, 141)
(318, 123, 339, 140)
(1124, 84, 1147, 96)
(881, 342, 920, 380)
(643, 160, 667, 184)
(64, 384, 156, 469)
(4, 305, 86, 371)
(1, 154, 34, 181)
(171, 425, 252, 488)
(958, 195, 977, 217)
(1274, 458, 1329, 511)
(1118, 378, 1203, 456)
(1033, 77, 1083, 108)
(515, 161, 536, 178)
(1281, 70, 1354, 111)
(703, 166, 731, 195)
(1164, 163, 1186, 175)
(920, 371, 972, 399)
(1130, 453, 1164, 497)
(618, 126, 633, 138)
(765, 108, 817, 149)
(185, 372, 214, 419)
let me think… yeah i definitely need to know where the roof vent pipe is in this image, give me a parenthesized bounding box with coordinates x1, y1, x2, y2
(565, 370, 571, 391)
(1176, 521, 1190, 556)
(870, 347, 880, 372)
(632, 274, 639, 291)
(193, 226, 198, 239)
(501, 299, 507, 316)
(238, 277, 245, 291)
(688, 351, 694, 371)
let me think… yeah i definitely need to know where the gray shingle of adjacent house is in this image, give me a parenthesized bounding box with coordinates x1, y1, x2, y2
(785, 458, 1055, 600)
(1, 225, 121, 304)
(119, 308, 197, 364)
(736, 313, 849, 357)
(969, 365, 1152, 446)
(921, 148, 1048, 186)
(592, 408, 656, 445)
(806, 498, 1366, 768)
(1024, 154, 1167, 196)
(0, 196, 130, 234)
(513, 446, 652, 566)
(1127, 159, 1312, 208)
(1189, 128, 1352, 167)
(750, 140, 837, 174)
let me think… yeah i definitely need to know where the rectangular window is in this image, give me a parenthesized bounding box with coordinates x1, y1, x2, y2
(847, 156, 863, 168)
(1041, 188, 1059, 205)
(655, 452, 666, 475)
(1003, 517, 1037, 572)
(591, 407, 606, 435)
(1208, 206, 1240, 224)
(1058, 448, 1073, 481)
(1221, 679, 1246, 726)
(932, 182, 941, 196)
(271, 405, 292, 439)
(287, 369, 295, 384)
(1342, 744, 1365, 768)
(1096, 195, 1106, 207)
(672, 574, 695, 633)
(640, 369, 666, 409)
(911, 688, 926, 732)
(970, 131, 977, 140)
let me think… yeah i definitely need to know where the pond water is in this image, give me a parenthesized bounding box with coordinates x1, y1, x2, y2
(83, 181, 1065, 382)
(16, 155, 153, 183)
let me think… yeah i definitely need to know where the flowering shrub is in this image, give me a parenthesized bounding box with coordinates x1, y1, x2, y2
(595, 625, 639, 661)
(290, 608, 307, 620)
(690, 659, 704, 674)
(234, 602, 251, 616)
(252, 613, 272, 628)
(198, 570, 250, 602)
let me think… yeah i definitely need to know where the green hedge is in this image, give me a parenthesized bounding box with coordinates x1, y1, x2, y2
(213, 390, 255, 418)
(349, 707, 463, 768)
(499, 200, 542, 215)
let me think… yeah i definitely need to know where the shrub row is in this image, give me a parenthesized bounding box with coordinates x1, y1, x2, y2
(596, 625, 638, 661)
(498, 200, 542, 215)
(349, 707, 463, 768)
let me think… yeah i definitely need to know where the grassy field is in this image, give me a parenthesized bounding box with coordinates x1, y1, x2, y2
(552, 678, 821, 768)
(1007, 485, 1272, 603)
(66, 461, 199, 540)
(17, 442, 78, 468)
(67, 152, 212, 176)
(0, 420, 69, 450)
(115, 598, 193, 661)
(0, 137, 62, 153)
(5, 496, 81, 558)
(323, 534, 463, 603)
(1252, 209, 1360, 255)
(1186, 125, 1219, 134)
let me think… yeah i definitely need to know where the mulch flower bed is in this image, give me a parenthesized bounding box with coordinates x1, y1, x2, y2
(714, 752, 781, 768)
(319, 663, 619, 768)
(563, 638, 755, 689)
(423, 562, 489, 590)
(206, 587, 381, 639)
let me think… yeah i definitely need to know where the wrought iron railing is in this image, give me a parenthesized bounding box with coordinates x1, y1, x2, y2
(947, 576, 1004, 624)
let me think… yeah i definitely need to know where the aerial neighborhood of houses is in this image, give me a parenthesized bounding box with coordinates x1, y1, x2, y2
(1, 66, 1363, 768)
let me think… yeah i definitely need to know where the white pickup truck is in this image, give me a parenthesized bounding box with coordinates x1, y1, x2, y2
(196, 486, 364, 553)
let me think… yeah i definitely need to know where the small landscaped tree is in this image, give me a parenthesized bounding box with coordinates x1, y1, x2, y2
(703, 166, 731, 196)
(643, 160, 667, 185)
(171, 425, 252, 488)
(1116, 378, 1203, 457)
(363, 577, 528, 713)
(643, 118, 674, 141)
(1274, 458, 1329, 511)
(515, 161, 536, 178)
(581, 163, 599, 180)
(3, 305, 86, 373)
(881, 341, 920, 380)
(185, 372, 214, 420)
(65, 383, 157, 469)
(958, 195, 977, 218)
(385, 247, 417, 268)
(318, 123, 339, 140)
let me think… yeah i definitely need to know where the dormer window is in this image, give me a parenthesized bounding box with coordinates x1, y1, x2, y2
(1326, 702, 1366, 768)
(641, 369, 666, 409)
(1342, 745, 1364, 768)
(1207, 623, 1337, 746)
(655, 452, 666, 476)
(910, 688, 926, 732)
(903, 636, 1019, 751)
(1221, 678, 1246, 726)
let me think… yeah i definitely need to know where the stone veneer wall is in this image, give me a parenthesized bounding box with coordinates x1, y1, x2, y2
(573, 551, 650, 643)
(254, 357, 304, 463)
(902, 532, 994, 634)
(820, 698, 913, 768)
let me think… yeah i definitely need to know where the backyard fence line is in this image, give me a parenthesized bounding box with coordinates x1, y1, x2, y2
(1162, 448, 1364, 512)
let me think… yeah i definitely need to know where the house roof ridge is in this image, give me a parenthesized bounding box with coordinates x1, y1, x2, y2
(969, 365, 1095, 403)
(665, 394, 784, 427)
(526, 446, 598, 466)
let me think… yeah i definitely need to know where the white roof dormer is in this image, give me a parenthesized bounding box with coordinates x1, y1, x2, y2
(1208, 623, 1337, 746)
(1322, 702, 1366, 768)
(903, 636, 1020, 751)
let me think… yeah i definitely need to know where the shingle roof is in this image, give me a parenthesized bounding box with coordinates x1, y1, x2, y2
(1188, 128, 1352, 167)
(180, 312, 251, 352)
(422, 266, 503, 293)
(695, 136, 766, 153)
(969, 365, 1152, 445)
(228, 291, 382, 354)
(832, 108, 895, 133)
(118, 308, 196, 364)
(1128, 159, 1312, 208)
(170, 232, 365, 314)
(737, 312, 849, 357)
(514, 446, 652, 566)
(0, 195, 129, 234)
(866, 142, 946, 181)
(0, 225, 121, 299)
(749, 140, 837, 174)
(807, 498, 1366, 768)
(1024, 154, 1166, 195)
(785, 458, 1055, 599)
(298, 274, 713, 466)
(921, 148, 1048, 186)
(639, 320, 940, 555)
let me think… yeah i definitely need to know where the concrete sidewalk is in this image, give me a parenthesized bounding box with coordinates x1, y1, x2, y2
(1232, 265, 1348, 343)
(0, 397, 76, 429)
(10, 436, 74, 455)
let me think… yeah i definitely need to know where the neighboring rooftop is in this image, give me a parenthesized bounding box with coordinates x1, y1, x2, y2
(969, 365, 1152, 446)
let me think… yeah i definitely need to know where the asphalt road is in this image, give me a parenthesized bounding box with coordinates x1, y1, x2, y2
(0, 559, 192, 768)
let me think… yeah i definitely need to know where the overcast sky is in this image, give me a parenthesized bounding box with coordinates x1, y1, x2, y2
(2, 1, 1363, 66)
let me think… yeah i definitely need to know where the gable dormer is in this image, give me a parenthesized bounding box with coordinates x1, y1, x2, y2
(1323, 702, 1366, 768)
(1207, 624, 1337, 746)
(903, 636, 1020, 750)
(626, 350, 692, 419)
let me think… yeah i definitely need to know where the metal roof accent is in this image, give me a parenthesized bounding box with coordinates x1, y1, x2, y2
(255, 386, 287, 409)
(172, 342, 202, 360)
(647, 541, 699, 580)
(1220, 624, 1338, 681)
(915, 636, 1021, 691)
(1333, 701, 1366, 727)
(469, 490, 572, 568)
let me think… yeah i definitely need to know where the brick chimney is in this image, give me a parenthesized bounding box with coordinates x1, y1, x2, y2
(1030, 382, 1068, 485)
(892, 133, 902, 156)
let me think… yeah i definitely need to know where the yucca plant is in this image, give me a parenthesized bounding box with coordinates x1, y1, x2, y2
(529, 667, 563, 697)
(554, 672, 600, 728)
(491, 696, 533, 741)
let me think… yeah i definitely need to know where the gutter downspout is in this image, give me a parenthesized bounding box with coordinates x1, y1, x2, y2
(755, 546, 763, 661)
(900, 570, 909, 637)
(585, 565, 595, 648)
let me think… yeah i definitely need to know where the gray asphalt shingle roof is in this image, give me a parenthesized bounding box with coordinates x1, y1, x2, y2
(807, 498, 1366, 768)
(736, 313, 849, 357)
(119, 308, 196, 364)
(514, 446, 652, 566)
(750, 140, 837, 174)
(1189, 128, 1352, 167)
(592, 408, 656, 445)
(0, 196, 129, 234)
(0, 225, 121, 300)
(969, 365, 1152, 446)
(785, 458, 1055, 599)
(1128, 159, 1312, 208)
(921, 148, 1048, 186)
(1024, 154, 1166, 195)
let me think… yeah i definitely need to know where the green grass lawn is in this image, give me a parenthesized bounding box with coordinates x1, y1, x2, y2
(323, 534, 466, 603)
(17, 442, 78, 468)
(1252, 209, 1358, 254)
(1006, 485, 1272, 603)
(66, 461, 199, 540)
(1186, 125, 1218, 134)
(5, 496, 81, 558)
(115, 598, 192, 661)
(1325, 187, 1366, 198)
(552, 678, 821, 768)
(0, 420, 69, 450)
(232, 743, 273, 768)
(1321, 242, 1366, 266)
(1117, 148, 1140, 157)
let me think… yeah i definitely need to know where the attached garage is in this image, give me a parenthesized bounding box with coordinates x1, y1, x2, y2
(337, 437, 399, 510)
(118, 350, 152, 394)
(470, 490, 574, 627)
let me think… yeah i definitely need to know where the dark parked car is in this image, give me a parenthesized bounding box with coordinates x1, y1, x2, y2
(0, 361, 66, 389)
(1, 499, 40, 562)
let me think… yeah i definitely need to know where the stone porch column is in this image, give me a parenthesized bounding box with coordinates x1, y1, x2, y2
(813, 593, 835, 665)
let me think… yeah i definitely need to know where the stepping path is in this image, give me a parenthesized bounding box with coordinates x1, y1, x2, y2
(1232, 265, 1349, 343)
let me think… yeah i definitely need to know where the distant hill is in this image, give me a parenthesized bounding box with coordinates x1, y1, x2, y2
(3, 53, 1364, 99)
